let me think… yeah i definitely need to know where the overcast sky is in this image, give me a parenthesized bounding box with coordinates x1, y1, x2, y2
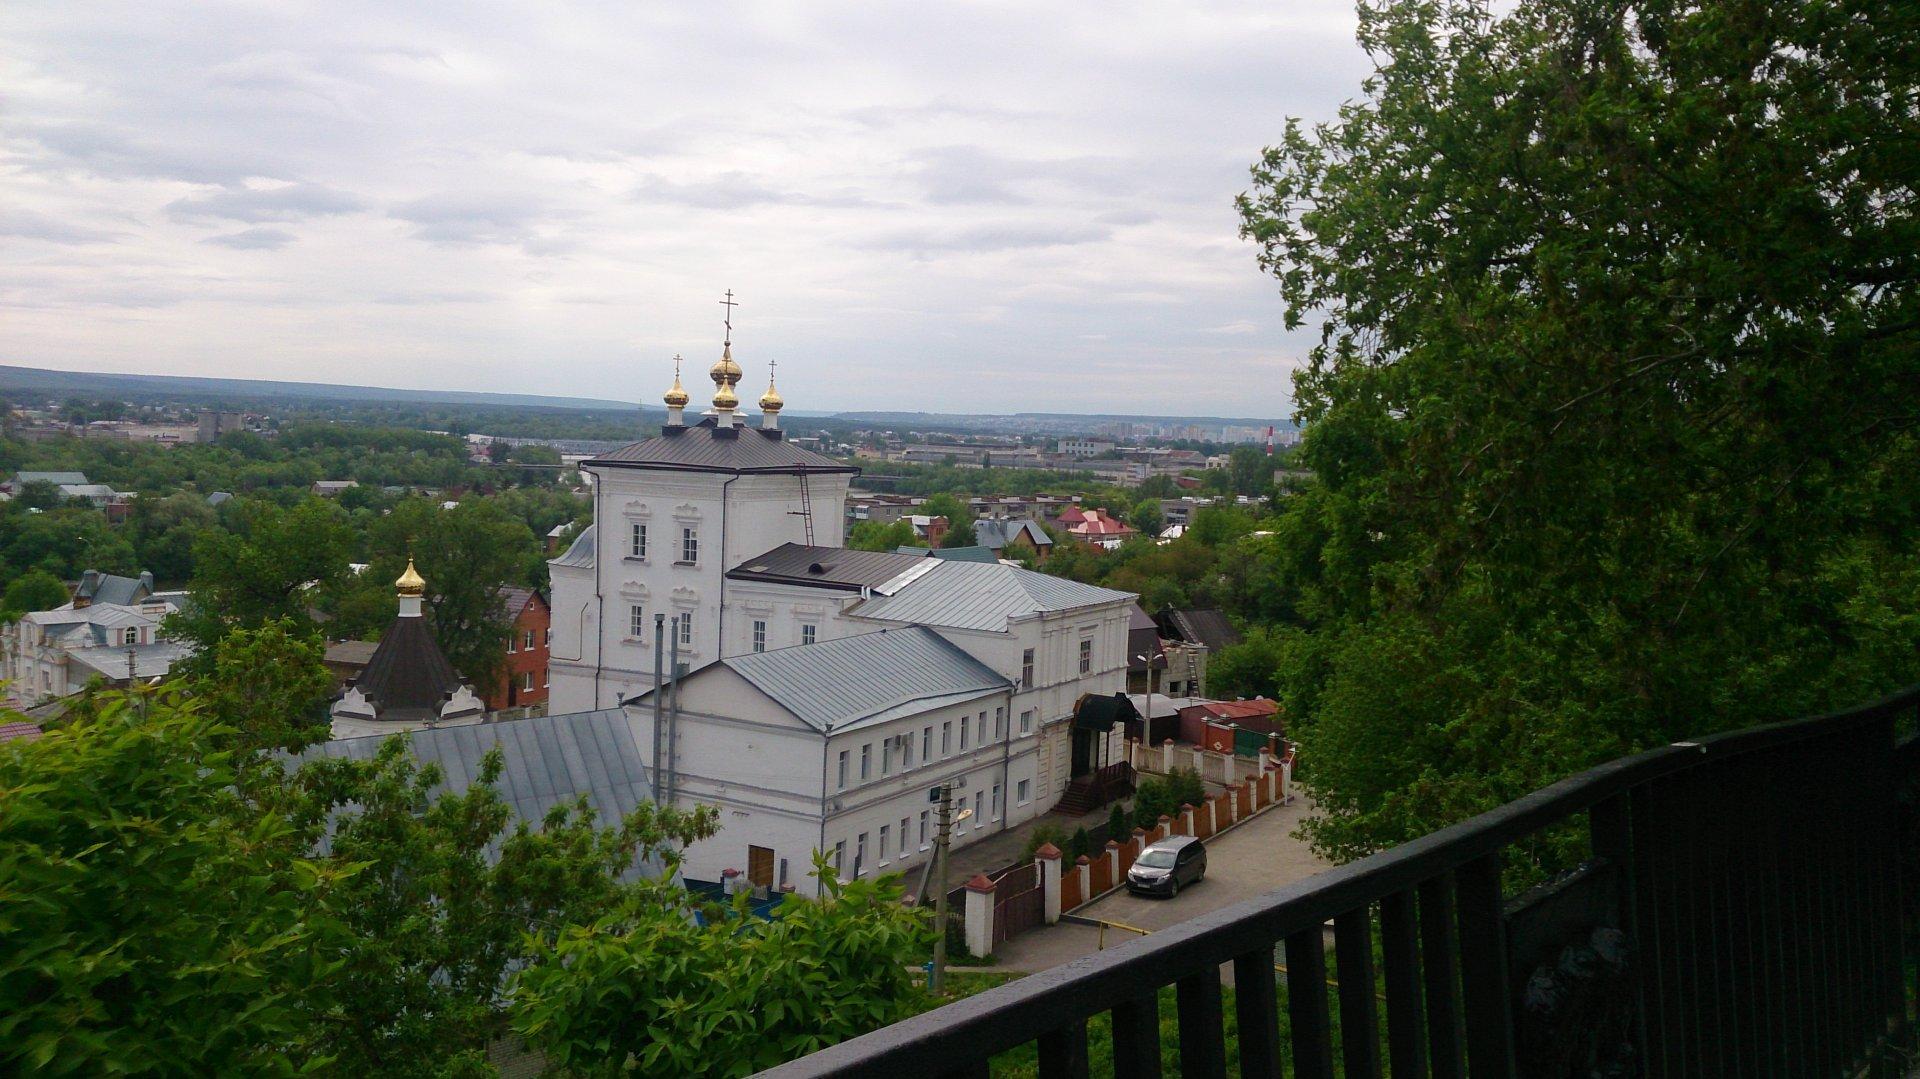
(1, 2, 1369, 418)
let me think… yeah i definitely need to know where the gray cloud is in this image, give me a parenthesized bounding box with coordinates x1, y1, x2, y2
(631, 172, 871, 210)
(864, 222, 1114, 256)
(0, 208, 117, 245)
(167, 183, 365, 224)
(203, 227, 297, 250)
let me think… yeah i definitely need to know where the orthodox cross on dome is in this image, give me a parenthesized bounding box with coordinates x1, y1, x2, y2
(719, 289, 739, 347)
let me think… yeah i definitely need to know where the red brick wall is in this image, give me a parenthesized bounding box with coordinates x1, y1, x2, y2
(488, 595, 551, 712)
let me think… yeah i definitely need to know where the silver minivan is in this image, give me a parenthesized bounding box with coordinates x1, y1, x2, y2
(1126, 835, 1206, 897)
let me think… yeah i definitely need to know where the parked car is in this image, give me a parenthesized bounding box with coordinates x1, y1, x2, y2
(1126, 835, 1206, 897)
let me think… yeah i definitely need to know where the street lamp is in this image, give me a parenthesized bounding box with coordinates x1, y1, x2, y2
(1134, 649, 1166, 742)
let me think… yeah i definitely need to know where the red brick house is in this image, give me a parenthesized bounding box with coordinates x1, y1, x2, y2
(490, 586, 551, 713)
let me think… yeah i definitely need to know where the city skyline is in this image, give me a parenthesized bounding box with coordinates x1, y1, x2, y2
(1, 2, 1371, 416)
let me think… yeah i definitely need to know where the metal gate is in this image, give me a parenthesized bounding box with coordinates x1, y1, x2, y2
(995, 884, 1044, 944)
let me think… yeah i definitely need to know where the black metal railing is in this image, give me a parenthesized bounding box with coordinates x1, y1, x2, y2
(763, 685, 1920, 1078)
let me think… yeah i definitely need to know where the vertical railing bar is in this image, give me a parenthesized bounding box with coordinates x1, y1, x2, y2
(1175, 969, 1228, 1079)
(1418, 872, 1465, 1079)
(1453, 852, 1515, 1079)
(1590, 793, 1648, 1068)
(1627, 782, 1669, 1079)
(1711, 750, 1747, 1078)
(1037, 1016, 1090, 1079)
(1837, 729, 1870, 1072)
(1285, 927, 1336, 1079)
(1110, 992, 1163, 1079)
(1379, 887, 1428, 1078)
(1335, 907, 1383, 1079)
(1869, 715, 1909, 1070)
(1680, 765, 1716, 1072)
(1738, 750, 1780, 1078)
(1232, 946, 1282, 1079)
(1803, 732, 1837, 1073)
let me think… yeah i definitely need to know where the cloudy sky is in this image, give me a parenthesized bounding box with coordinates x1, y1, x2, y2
(1, 2, 1369, 418)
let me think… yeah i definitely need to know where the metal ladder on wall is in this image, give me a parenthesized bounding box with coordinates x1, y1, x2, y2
(792, 470, 815, 546)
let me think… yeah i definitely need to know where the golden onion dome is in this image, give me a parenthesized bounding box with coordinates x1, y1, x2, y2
(395, 557, 426, 597)
(709, 343, 742, 388)
(713, 380, 739, 410)
(663, 373, 690, 408)
(759, 377, 784, 413)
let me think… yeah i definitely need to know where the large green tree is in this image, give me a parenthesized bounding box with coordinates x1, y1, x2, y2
(170, 498, 356, 664)
(1238, 0, 1920, 860)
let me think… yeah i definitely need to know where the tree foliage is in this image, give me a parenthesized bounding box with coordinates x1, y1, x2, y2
(1237, 0, 1920, 860)
(846, 519, 919, 552)
(187, 619, 336, 754)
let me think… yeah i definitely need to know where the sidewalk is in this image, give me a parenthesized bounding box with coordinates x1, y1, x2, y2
(946, 800, 1118, 884)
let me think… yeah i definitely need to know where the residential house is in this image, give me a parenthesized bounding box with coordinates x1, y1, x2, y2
(491, 586, 551, 714)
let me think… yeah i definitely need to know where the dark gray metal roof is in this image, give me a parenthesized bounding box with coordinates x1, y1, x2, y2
(850, 560, 1136, 633)
(723, 626, 1011, 733)
(353, 614, 465, 723)
(1156, 608, 1241, 652)
(590, 416, 860, 476)
(974, 518, 1052, 550)
(297, 709, 665, 878)
(728, 543, 928, 591)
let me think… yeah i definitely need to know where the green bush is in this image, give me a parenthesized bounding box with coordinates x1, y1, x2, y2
(1107, 803, 1130, 842)
(1020, 822, 1071, 863)
(1068, 827, 1091, 862)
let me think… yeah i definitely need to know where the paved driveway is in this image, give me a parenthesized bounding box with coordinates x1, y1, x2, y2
(994, 795, 1331, 974)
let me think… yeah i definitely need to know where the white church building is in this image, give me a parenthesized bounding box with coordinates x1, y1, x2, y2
(549, 332, 1138, 891)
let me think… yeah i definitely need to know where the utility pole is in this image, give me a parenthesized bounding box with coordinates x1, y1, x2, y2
(931, 782, 953, 994)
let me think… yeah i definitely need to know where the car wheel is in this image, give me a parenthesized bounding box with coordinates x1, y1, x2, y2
(1167, 878, 1179, 898)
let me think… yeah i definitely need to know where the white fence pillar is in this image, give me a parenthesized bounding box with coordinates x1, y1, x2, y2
(1037, 844, 1063, 925)
(1162, 739, 1176, 772)
(964, 874, 996, 958)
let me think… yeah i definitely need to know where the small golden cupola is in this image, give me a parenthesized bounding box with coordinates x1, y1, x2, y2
(396, 557, 425, 597)
(759, 361, 784, 430)
(663, 355, 690, 426)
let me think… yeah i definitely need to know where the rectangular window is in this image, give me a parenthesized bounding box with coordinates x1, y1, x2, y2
(506, 633, 516, 654)
(992, 783, 1002, 819)
(882, 739, 893, 775)
(801, 623, 817, 646)
(855, 833, 868, 877)
(995, 707, 1005, 738)
(630, 522, 647, 559)
(899, 817, 910, 855)
(543, 665, 549, 687)
(941, 721, 951, 756)
(973, 792, 984, 829)
(921, 726, 932, 760)
(837, 750, 849, 790)
(901, 735, 912, 769)
(860, 743, 872, 781)
(678, 614, 693, 647)
(1020, 709, 1034, 735)
(960, 715, 969, 750)
(878, 825, 890, 865)
(523, 629, 535, 650)
(752, 620, 767, 653)
(681, 527, 698, 564)
(1018, 779, 1031, 805)
(1022, 648, 1035, 688)
(834, 840, 846, 876)
(1079, 638, 1093, 674)
(919, 810, 930, 848)
(522, 670, 534, 691)
(630, 605, 646, 638)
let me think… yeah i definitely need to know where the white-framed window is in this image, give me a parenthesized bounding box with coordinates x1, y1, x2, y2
(995, 707, 1005, 738)
(630, 522, 648, 559)
(882, 739, 893, 775)
(1017, 779, 1031, 805)
(992, 783, 1002, 820)
(1020, 709, 1034, 735)
(834, 840, 846, 876)
(973, 792, 984, 829)
(521, 670, 535, 691)
(919, 810, 930, 848)
(941, 721, 951, 756)
(837, 750, 849, 790)
(855, 833, 868, 877)
(1021, 648, 1035, 688)
(960, 715, 969, 750)
(1079, 638, 1093, 674)
(523, 629, 535, 650)
(878, 825, 890, 866)
(630, 605, 646, 638)
(801, 623, 817, 646)
(921, 726, 932, 760)
(899, 817, 910, 855)
(543, 665, 549, 687)
(680, 527, 698, 564)
(123, 628, 138, 646)
(544, 627, 551, 644)
(902, 735, 913, 769)
(752, 620, 767, 653)
(860, 743, 872, 781)
(506, 633, 516, 654)
(678, 614, 693, 647)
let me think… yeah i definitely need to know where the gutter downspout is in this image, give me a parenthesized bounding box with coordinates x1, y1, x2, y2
(1001, 682, 1015, 835)
(818, 727, 832, 899)
(716, 473, 739, 657)
(651, 613, 666, 791)
(666, 615, 681, 804)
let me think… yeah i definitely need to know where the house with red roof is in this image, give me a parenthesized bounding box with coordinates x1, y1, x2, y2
(1064, 508, 1137, 550)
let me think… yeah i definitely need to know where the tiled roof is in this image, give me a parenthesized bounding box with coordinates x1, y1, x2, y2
(727, 543, 927, 592)
(353, 615, 465, 721)
(850, 560, 1135, 633)
(295, 709, 666, 879)
(0, 722, 44, 743)
(714, 626, 1010, 733)
(499, 585, 545, 617)
(590, 416, 860, 476)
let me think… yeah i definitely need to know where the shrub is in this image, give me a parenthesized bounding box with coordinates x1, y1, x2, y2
(1021, 822, 1071, 863)
(1068, 827, 1091, 862)
(1107, 803, 1130, 841)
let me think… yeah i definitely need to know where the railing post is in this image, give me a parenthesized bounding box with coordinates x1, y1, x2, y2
(963, 874, 995, 959)
(1131, 826, 1148, 858)
(1074, 855, 1091, 906)
(1104, 840, 1121, 890)
(1111, 992, 1162, 1079)
(1235, 944, 1282, 1079)
(1156, 814, 1171, 843)
(1036, 843, 1063, 925)
(1177, 969, 1228, 1078)
(1285, 928, 1335, 1079)
(1419, 874, 1466, 1079)
(1162, 738, 1175, 772)
(1336, 907, 1383, 1079)
(1454, 853, 1515, 1077)
(1223, 749, 1237, 785)
(1180, 803, 1196, 836)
